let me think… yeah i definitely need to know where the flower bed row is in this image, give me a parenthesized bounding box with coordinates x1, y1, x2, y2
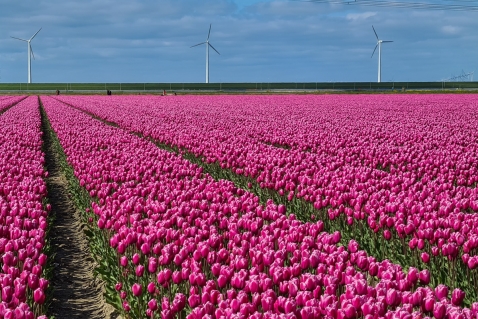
(0, 96, 27, 114)
(41, 95, 478, 318)
(0, 96, 49, 319)
(53, 94, 478, 302)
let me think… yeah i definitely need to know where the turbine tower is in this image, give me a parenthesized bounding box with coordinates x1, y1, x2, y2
(191, 24, 220, 83)
(371, 26, 392, 83)
(11, 28, 42, 84)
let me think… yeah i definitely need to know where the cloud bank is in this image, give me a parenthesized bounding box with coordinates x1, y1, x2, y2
(0, 0, 476, 82)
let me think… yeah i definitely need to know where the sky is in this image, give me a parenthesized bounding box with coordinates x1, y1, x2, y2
(0, 0, 476, 83)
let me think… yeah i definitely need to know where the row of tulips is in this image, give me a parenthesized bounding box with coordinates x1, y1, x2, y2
(0, 96, 49, 319)
(53, 94, 478, 300)
(41, 95, 478, 318)
(0, 96, 27, 114)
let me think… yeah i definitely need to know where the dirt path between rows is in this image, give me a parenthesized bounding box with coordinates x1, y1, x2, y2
(41, 104, 119, 319)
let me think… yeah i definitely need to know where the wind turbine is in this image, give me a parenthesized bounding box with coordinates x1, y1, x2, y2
(11, 28, 42, 83)
(191, 24, 220, 83)
(371, 26, 392, 83)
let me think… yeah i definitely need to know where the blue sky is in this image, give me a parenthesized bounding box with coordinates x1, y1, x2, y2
(0, 0, 476, 83)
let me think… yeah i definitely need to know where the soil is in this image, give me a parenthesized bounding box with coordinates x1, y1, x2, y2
(41, 108, 120, 319)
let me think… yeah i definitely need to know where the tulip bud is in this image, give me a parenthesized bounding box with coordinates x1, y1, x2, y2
(147, 282, 156, 294)
(386, 289, 398, 307)
(122, 301, 131, 312)
(132, 283, 142, 296)
(419, 269, 430, 285)
(433, 302, 446, 319)
(343, 303, 357, 319)
(28, 274, 39, 290)
(39, 278, 49, 290)
(355, 279, 367, 295)
(38, 254, 47, 266)
(435, 284, 448, 300)
(120, 255, 128, 267)
(33, 288, 46, 304)
(2, 286, 13, 303)
(188, 294, 200, 308)
(348, 240, 359, 253)
(14, 308, 25, 319)
(14, 282, 27, 301)
(136, 265, 145, 277)
(421, 252, 430, 263)
(141, 243, 151, 255)
(148, 298, 158, 311)
(132, 253, 140, 265)
(368, 263, 378, 277)
(407, 267, 419, 284)
(146, 257, 157, 274)
(332, 231, 341, 244)
(451, 288, 465, 306)
(423, 297, 434, 312)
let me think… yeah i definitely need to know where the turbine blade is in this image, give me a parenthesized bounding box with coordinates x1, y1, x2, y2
(382, 40, 393, 43)
(30, 44, 35, 60)
(30, 27, 42, 40)
(372, 25, 379, 40)
(11, 36, 28, 42)
(209, 43, 220, 55)
(207, 24, 211, 40)
(191, 42, 206, 48)
(371, 44, 378, 58)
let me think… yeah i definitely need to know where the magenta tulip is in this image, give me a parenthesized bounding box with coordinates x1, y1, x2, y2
(451, 288, 465, 306)
(33, 288, 45, 304)
(132, 283, 142, 296)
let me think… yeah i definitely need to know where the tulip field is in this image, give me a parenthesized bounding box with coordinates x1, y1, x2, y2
(1, 94, 478, 319)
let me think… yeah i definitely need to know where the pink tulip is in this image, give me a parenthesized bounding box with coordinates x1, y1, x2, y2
(33, 288, 45, 304)
(419, 270, 430, 285)
(433, 302, 446, 319)
(451, 288, 465, 306)
(148, 298, 158, 311)
(421, 252, 430, 263)
(132, 253, 141, 265)
(423, 297, 435, 312)
(2, 286, 13, 303)
(188, 294, 200, 308)
(136, 265, 145, 277)
(147, 282, 156, 294)
(120, 256, 128, 267)
(132, 283, 142, 296)
(435, 285, 449, 300)
(122, 301, 131, 312)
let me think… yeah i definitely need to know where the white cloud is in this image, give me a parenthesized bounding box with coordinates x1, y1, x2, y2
(346, 11, 377, 21)
(441, 25, 461, 35)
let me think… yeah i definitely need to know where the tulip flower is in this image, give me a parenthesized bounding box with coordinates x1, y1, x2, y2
(451, 288, 465, 306)
(132, 283, 142, 297)
(148, 298, 158, 311)
(33, 288, 45, 304)
(421, 252, 430, 263)
(419, 270, 430, 285)
(433, 302, 446, 319)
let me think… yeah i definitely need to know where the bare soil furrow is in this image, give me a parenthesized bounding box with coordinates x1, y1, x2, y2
(41, 102, 119, 319)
